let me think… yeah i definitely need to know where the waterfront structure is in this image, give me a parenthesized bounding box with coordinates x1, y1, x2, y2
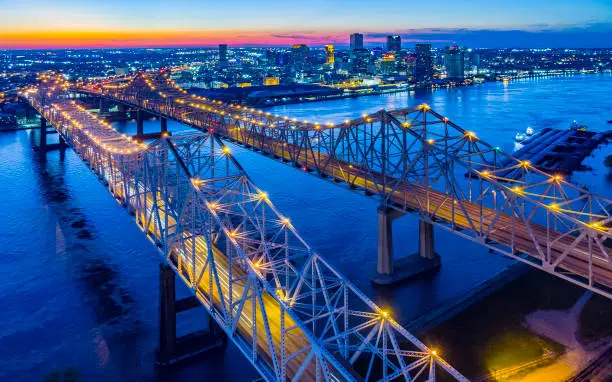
(445, 45, 465, 79)
(414, 43, 433, 84)
(387, 35, 401, 52)
(350, 33, 364, 51)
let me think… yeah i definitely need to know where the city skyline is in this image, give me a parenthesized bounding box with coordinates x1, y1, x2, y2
(1, 0, 611, 48)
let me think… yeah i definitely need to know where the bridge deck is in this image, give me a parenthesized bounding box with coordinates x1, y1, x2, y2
(83, 82, 611, 296)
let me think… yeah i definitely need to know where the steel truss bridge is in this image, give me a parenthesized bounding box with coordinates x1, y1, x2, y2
(23, 76, 468, 381)
(76, 71, 611, 300)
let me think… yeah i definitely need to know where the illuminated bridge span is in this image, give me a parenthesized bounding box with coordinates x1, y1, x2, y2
(78, 71, 612, 299)
(25, 78, 467, 382)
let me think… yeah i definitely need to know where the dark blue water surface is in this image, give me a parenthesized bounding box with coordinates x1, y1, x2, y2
(0, 74, 610, 381)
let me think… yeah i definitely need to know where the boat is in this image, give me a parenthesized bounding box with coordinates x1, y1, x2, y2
(514, 126, 535, 143)
(569, 120, 587, 131)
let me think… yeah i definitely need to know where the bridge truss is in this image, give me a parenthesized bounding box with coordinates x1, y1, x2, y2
(24, 76, 467, 381)
(79, 71, 612, 299)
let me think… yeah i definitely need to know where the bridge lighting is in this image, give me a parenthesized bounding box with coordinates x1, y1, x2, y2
(419, 103, 430, 111)
(381, 310, 389, 319)
(431, 350, 438, 356)
(345, 120, 351, 125)
(465, 131, 477, 140)
(552, 174, 563, 182)
(222, 146, 231, 155)
(427, 139, 435, 145)
(512, 186, 523, 194)
(520, 160, 531, 168)
(481, 170, 490, 177)
(281, 217, 291, 226)
(257, 191, 268, 201)
(548, 203, 559, 211)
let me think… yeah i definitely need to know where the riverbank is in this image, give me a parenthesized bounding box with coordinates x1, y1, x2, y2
(419, 270, 612, 380)
(256, 70, 610, 109)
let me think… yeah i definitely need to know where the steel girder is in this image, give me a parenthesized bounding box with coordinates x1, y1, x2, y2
(24, 79, 468, 382)
(78, 72, 612, 299)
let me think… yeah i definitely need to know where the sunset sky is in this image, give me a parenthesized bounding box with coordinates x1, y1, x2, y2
(1, 0, 611, 48)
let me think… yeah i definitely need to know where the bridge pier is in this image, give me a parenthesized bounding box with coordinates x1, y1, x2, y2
(39, 116, 47, 150)
(99, 98, 109, 113)
(157, 264, 226, 366)
(136, 109, 144, 139)
(372, 209, 441, 285)
(161, 117, 167, 134)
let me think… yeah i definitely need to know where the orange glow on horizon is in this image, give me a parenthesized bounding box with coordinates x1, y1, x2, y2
(0, 30, 348, 49)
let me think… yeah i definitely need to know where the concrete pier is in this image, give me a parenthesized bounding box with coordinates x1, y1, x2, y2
(161, 117, 168, 134)
(157, 264, 226, 366)
(136, 109, 144, 139)
(372, 209, 441, 285)
(40, 117, 47, 150)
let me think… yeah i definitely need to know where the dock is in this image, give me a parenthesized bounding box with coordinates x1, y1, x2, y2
(498, 127, 610, 178)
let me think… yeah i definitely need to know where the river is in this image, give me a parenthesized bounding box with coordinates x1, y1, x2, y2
(0, 74, 610, 381)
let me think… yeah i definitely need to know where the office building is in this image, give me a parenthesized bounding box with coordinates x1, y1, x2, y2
(387, 35, 401, 52)
(444, 45, 464, 79)
(414, 43, 433, 84)
(350, 33, 364, 51)
(219, 44, 228, 63)
(324, 44, 335, 65)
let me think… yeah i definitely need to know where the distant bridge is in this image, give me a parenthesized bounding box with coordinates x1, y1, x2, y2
(75, 71, 611, 300)
(22, 75, 468, 381)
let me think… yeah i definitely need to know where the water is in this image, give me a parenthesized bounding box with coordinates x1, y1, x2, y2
(0, 74, 610, 381)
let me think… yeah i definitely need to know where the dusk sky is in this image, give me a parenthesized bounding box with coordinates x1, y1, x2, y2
(1, 0, 611, 48)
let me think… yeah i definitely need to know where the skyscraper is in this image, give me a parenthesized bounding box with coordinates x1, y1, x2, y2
(444, 45, 464, 79)
(219, 44, 228, 63)
(414, 43, 433, 84)
(350, 33, 364, 51)
(324, 44, 335, 65)
(386, 35, 401, 52)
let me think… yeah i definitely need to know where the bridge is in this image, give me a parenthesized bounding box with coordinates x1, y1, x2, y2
(73, 70, 611, 300)
(22, 75, 468, 381)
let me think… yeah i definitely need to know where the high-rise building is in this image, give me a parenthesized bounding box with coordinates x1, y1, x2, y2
(351, 49, 372, 74)
(290, 44, 309, 68)
(380, 53, 396, 74)
(350, 33, 364, 51)
(444, 45, 464, 79)
(386, 35, 401, 52)
(219, 44, 228, 63)
(324, 44, 335, 65)
(414, 43, 433, 84)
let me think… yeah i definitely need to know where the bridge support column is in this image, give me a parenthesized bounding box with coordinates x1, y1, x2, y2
(371, 210, 441, 285)
(136, 109, 144, 139)
(99, 98, 109, 113)
(40, 116, 47, 149)
(161, 117, 167, 134)
(156, 264, 226, 366)
(419, 220, 435, 259)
